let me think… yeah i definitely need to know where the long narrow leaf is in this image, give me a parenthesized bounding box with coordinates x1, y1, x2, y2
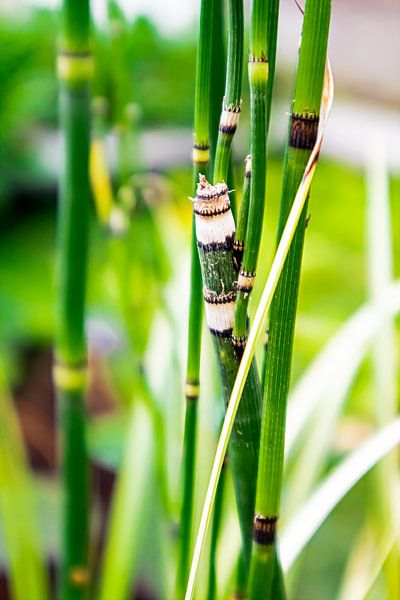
(285, 281, 400, 458)
(0, 365, 50, 600)
(280, 417, 400, 571)
(98, 402, 153, 600)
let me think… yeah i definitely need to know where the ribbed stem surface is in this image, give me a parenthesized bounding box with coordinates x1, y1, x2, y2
(193, 177, 262, 574)
(213, 0, 244, 183)
(207, 459, 227, 600)
(177, 1, 214, 595)
(55, 1, 92, 599)
(233, 0, 279, 341)
(248, 1, 331, 597)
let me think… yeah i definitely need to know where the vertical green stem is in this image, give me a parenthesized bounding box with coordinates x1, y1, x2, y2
(207, 458, 227, 600)
(233, 0, 279, 342)
(210, 0, 226, 167)
(213, 0, 244, 184)
(177, 1, 214, 596)
(55, 1, 92, 599)
(248, 1, 331, 598)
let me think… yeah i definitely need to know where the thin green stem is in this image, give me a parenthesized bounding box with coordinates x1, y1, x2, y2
(233, 154, 251, 271)
(177, 1, 214, 596)
(55, 1, 92, 598)
(213, 0, 244, 184)
(207, 459, 227, 600)
(248, 1, 331, 597)
(233, 0, 279, 341)
(210, 0, 226, 167)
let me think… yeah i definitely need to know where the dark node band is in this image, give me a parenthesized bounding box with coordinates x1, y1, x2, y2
(253, 514, 278, 545)
(233, 240, 244, 252)
(232, 241, 244, 271)
(219, 124, 237, 135)
(223, 104, 241, 113)
(249, 54, 268, 63)
(232, 335, 247, 360)
(209, 327, 233, 339)
(264, 330, 269, 347)
(185, 378, 199, 401)
(193, 143, 210, 151)
(203, 290, 236, 305)
(195, 186, 228, 202)
(289, 112, 319, 150)
(194, 203, 230, 217)
(197, 234, 235, 253)
(58, 50, 91, 57)
(232, 335, 247, 348)
(236, 284, 253, 293)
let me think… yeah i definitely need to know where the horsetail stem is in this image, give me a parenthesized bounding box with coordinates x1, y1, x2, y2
(248, 1, 331, 597)
(233, 0, 279, 342)
(213, 0, 244, 184)
(207, 453, 227, 600)
(210, 0, 226, 168)
(193, 176, 262, 574)
(177, 1, 214, 595)
(55, 1, 92, 598)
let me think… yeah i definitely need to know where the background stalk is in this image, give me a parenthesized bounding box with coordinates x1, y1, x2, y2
(177, 0, 214, 596)
(233, 0, 279, 341)
(248, 1, 331, 597)
(55, 1, 92, 598)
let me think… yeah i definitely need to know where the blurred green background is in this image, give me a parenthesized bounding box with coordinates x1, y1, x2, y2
(0, 1, 399, 599)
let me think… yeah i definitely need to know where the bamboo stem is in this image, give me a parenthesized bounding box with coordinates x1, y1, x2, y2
(55, 1, 92, 598)
(248, 2, 331, 597)
(177, 0, 214, 595)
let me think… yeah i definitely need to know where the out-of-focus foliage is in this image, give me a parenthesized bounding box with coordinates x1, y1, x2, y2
(0, 8, 196, 206)
(0, 11, 57, 200)
(94, 15, 196, 128)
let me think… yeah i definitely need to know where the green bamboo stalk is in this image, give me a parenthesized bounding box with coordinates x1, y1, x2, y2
(233, 0, 279, 341)
(177, 1, 214, 596)
(55, 1, 92, 599)
(213, 0, 244, 184)
(248, 1, 331, 597)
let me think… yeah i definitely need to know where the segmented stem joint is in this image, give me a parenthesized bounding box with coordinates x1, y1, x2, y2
(253, 514, 278, 546)
(289, 113, 319, 150)
(185, 379, 200, 402)
(192, 144, 210, 165)
(236, 270, 256, 294)
(57, 50, 93, 85)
